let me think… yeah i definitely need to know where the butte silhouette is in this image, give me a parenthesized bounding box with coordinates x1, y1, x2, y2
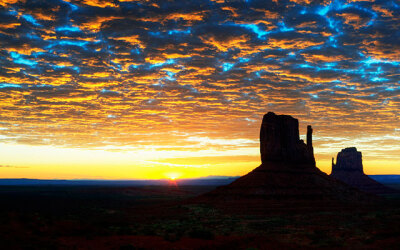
(196, 112, 375, 210)
(331, 147, 395, 195)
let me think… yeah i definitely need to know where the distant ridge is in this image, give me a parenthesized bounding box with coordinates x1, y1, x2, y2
(369, 175, 400, 184)
(1, 175, 397, 187)
(0, 177, 239, 186)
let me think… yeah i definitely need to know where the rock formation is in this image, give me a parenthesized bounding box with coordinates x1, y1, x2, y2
(195, 112, 375, 210)
(332, 147, 363, 172)
(331, 147, 395, 195)
(260, 112, 315, 165)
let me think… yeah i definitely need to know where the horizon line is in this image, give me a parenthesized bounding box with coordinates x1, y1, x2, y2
(0, 174, 399, 182)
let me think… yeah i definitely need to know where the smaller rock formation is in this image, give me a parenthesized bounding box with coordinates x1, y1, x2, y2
(332, 147, 363, 173)
(331, 147, 395, 194)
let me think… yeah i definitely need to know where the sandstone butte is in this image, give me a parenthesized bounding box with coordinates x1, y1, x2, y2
(331, 147, 395, 195)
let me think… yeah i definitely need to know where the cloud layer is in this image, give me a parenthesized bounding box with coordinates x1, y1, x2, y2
(0, 0, 399, 170)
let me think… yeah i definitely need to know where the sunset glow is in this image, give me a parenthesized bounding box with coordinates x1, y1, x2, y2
(0, 0, 399, 179)
(166, 173, 181, 181)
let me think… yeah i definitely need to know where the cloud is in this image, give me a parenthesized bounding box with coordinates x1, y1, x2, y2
(0, 164, 29, 168)
(0, 0, 398, 166)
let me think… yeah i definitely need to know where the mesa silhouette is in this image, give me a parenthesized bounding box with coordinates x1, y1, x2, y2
(196, 112, 375, 209)
(331, 147, 396, 195)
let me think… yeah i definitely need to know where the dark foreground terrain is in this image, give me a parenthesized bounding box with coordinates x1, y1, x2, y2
(1, 185, 400, 249)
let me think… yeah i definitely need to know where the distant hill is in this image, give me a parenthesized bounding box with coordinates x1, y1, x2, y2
(369, 175, 400, 185)
(0, 177, 240, 186)
(0, 175, 397, 187)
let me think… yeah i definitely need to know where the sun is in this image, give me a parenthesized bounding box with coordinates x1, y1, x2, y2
(166, 172, 181, 180)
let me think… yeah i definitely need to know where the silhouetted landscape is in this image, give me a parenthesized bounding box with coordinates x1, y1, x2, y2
(1, 112, 400, 249)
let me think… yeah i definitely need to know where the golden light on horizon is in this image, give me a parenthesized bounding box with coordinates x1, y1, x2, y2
(166, 172, 181, 181)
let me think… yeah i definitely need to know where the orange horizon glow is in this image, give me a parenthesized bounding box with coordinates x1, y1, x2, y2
(0, 138, 399, 180)
(165, 172, 181, 180)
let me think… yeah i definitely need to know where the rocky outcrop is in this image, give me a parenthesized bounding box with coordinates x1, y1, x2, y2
(331, 147, 395, 195)
(332, 147, 363, 172)
(195, 112, 375, 210)
(260, 112, 315, 165)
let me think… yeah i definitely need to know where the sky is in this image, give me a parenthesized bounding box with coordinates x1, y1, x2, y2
(0, 0, 399, 180)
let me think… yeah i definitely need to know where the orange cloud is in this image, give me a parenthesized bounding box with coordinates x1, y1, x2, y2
(79, 16, 122, 32)
(113, 35, 144, 48)
(289, 0, 313, 4)
(362, 41, 400, 61)
(372, 5, 394, 17)
(251, 9, 280, 19)
(200, 35, 249, 52)
(337, 12, 366, 29)
(0, 23, 21, 29)
(268, 38, 324, 49)
(221, 6, 239, 17)
(0, 0, 24, 7)
(302, 54, 349, 63)
(163, 12, 206, 23)
(296, 21, 318, 29)
(8, 45, 46, 55)
(78, 0, 117, 8)
(162, 53, 192, 59)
